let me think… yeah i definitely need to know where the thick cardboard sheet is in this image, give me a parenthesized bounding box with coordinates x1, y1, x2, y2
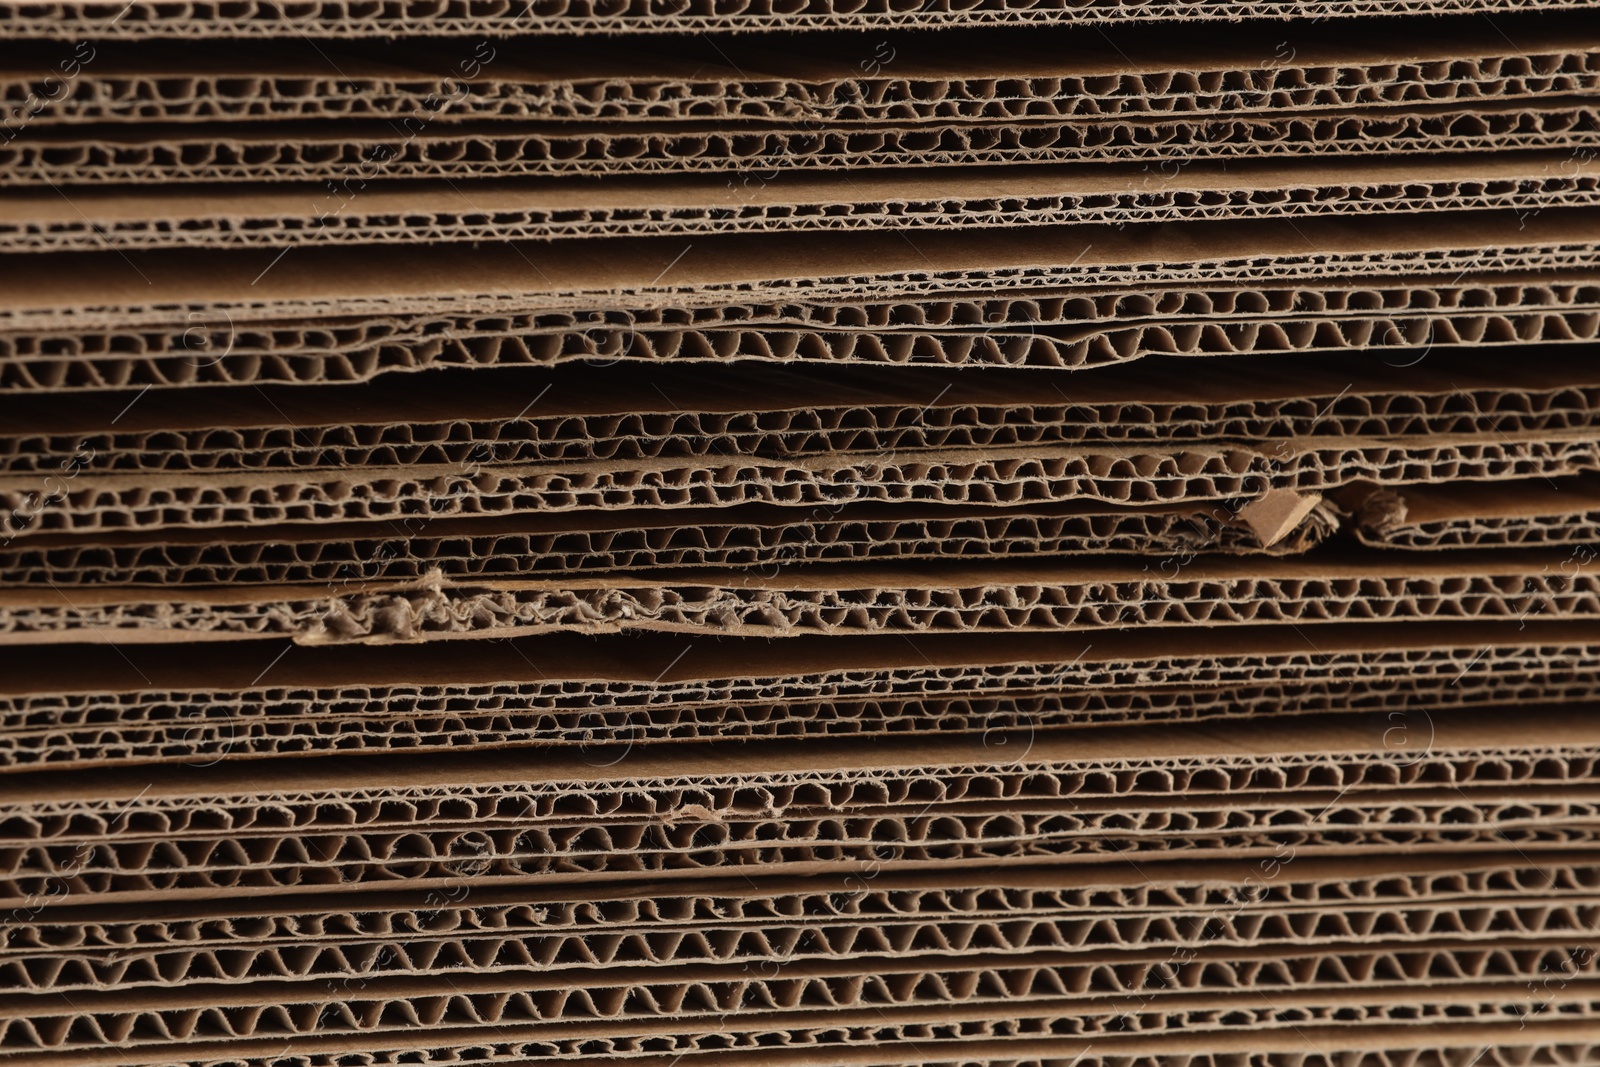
(4, 708, 1600, 908)
(22, 1020, 1600, 1067)
(2, 617, 1589, 694)
(0, 349, 1583, 568)
(1, 499, 1338, 588)
(5, 942, 1599, 1055)
(17, 1019, 1600, 1067)
(9, 286, 1600, 390)
(6, 210, 1599, 391)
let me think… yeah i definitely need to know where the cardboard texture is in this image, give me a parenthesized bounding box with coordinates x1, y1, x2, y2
(13, 25, 1598, 126)
(0, 622, 1593, 769)
(3, 548, 1600, 644)
(5, 157, 1598, 251)
(6, 5, 1600, 1067)
(1, 0, 1589, 38)
(8, 104, 1599, 186)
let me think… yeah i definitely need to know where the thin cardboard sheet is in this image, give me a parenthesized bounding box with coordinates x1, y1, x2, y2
(1, 0, 1588, 37)
(3, 155, 1594, 251)
(1352, 476, 1600, 550)
(3, 618, 1590, 768)
(4, 854, 1591, 992)
(11, 25, 1597, 127)
(13, 102, 1595, 186)
(0, 547, 1593, 643)
(7, 210, 1594, 325)
(4, 710, 1600, 918)
(3, 429, 1594, 543)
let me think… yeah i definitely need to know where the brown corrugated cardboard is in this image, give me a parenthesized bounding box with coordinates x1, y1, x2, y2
(8, 210, 1593, 328)
(5, 855, 1591, 992)
(6, 101, 1597, 186)
(3, 352, 1593, 554)
(3, 430, 1594, 543)
(6, 944, 1599, 1055)
(3, 155, 1594, 252)
(20, 1020, 1600, 1067)
(0, 548, 1594, 644)
(13, 26, 1595, 127)
(3, 708, 1600, 908)
(6, 211, 1599, 389)
(6, 353, 1594, 473)
(0, 500, 1338, 588)
(2, 0, 1587, 39)
(1352, 476, 1600, 550)
(1, 620, 1589, 768)
(5, 10, 1599, 1065)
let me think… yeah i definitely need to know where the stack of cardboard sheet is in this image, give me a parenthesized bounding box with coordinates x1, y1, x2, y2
(3, 2, 1600, 1065)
